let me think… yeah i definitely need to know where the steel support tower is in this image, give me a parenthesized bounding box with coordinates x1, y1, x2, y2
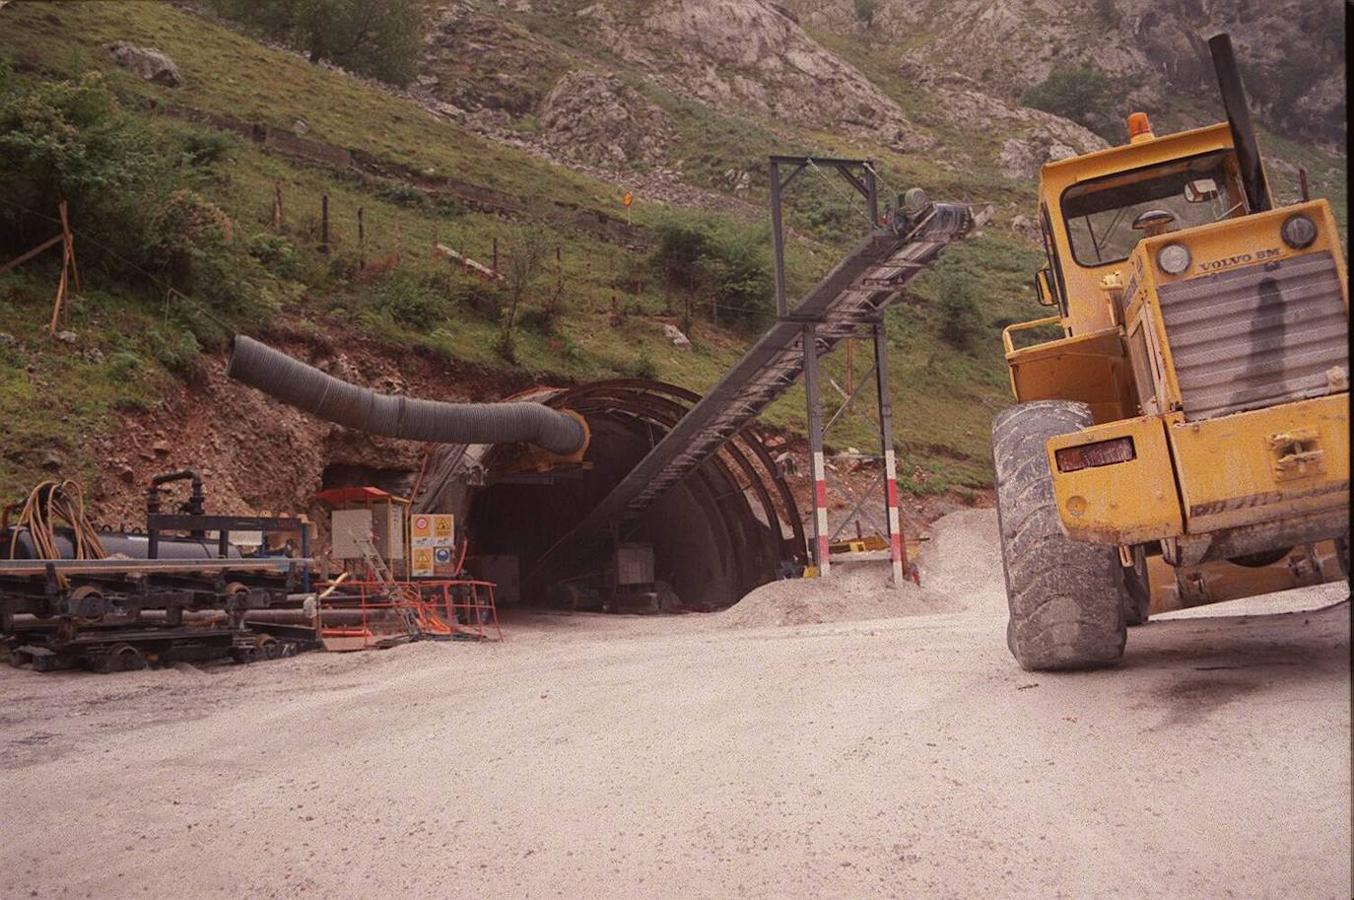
(529, 157, 981, 589)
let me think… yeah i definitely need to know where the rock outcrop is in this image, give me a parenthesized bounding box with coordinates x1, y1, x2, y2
(792, 0, 1343, 148)
(616, 0, 930, 150)
(538, 72, 674, 168)
(106, 42, 183, 87)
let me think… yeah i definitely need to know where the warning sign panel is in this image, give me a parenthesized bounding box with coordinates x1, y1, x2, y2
(433, 514, 454, 543)
(411, 547, 434, 577)
(433, 545, 454, 576)
(412, 513, 453, 548)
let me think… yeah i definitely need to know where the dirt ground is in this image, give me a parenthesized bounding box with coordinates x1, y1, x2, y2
(1, 509, 1349, 898)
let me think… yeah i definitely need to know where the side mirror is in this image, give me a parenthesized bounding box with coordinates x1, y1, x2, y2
(1184, 178, 1219, 203)
(1033, 269, 1057, 307)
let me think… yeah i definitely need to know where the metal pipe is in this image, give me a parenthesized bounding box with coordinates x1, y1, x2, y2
(226, 336, 587, 456)
(770, 160, 788, 318)
(1208, 33, 1271, 214)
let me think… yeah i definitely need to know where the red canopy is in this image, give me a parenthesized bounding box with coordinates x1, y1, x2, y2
(314, 486, 393, 506)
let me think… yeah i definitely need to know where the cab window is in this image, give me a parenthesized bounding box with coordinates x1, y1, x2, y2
(1060, 151, 1242, 267)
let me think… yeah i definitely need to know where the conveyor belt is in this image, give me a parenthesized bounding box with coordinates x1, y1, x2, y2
(532, 201, 981, 580)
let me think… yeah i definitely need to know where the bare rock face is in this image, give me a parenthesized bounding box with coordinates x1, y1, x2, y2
(796, 0, 1343, 148)
(898, 59, 1107, 180)
(106, 42, 183, 87)
(422, 3, 565, 116)
(615, 0, 931, 150)
(539, 71, 674, 168)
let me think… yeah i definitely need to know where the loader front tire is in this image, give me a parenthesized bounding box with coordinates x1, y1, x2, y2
(993, 401, 1128, 670)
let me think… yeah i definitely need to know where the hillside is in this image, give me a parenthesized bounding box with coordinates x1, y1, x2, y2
(0, 0, 1344, 523)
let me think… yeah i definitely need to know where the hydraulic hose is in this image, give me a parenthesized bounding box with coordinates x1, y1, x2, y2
(226, 335, 588, 456)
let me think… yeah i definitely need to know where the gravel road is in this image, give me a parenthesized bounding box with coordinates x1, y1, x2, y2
(1, 510, 1348, 898)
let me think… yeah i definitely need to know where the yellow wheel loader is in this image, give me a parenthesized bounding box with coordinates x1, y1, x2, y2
(993, 34, 1348, 670)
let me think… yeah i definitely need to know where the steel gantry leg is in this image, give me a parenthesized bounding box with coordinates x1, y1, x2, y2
(802, 324, 830, 576)
(872, 320, 911, 585)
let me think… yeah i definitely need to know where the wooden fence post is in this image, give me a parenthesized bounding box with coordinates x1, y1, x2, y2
(357, 207, 365, 266)
(320, 194, 330, 255)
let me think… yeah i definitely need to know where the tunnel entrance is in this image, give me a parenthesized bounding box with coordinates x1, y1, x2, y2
(321, 463, 416, 498)
(425, 381, 805, 612)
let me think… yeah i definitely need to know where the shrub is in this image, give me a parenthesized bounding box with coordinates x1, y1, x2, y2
(146, 189, 235, 289)
(439, 269, 506, 321)
(703, 226, 774, 328)
(516, 305, 556, 334)
(371, 271, 447, 327)
(179, 129, 240, 168)
(491, 328, 516, 363)
(1021, 64, 1121, 143)
(626, 346, 657, 380)
(247, 233, 301, 278)
(936, 276, 984, 351)
(148, 327, 206, 382)
(0, 66, 162, 254)
(105, 350, 145, 381)
(375, 182, 426, 208)
(653, 219, 710, 292)
(853, 0, 876, 26)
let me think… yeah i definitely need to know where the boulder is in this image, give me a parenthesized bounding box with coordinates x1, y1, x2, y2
(662, 323, 692, 350)
(106, 42, 183, 87)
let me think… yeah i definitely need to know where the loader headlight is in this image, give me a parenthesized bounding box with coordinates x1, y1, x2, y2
(1055, 437, 1136, 473)
(1281, 213, 1317, 249)
(1156, 243, 1191, 275)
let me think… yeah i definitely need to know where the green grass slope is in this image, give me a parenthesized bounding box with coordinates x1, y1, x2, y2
(13, 0, 1334, 507)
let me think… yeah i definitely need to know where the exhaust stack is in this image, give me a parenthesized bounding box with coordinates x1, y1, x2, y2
(1208, 32, 1271, 214)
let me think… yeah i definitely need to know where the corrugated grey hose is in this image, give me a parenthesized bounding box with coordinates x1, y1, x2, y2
(227, 336, 587, 456)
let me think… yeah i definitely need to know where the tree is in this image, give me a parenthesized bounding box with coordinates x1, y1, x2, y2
(653, 218, 710, 335)
(209, 0, 424, 85)
(853, 0, 876, 27)
(496, 215, 549, 361)
(650, 215, 774, 332)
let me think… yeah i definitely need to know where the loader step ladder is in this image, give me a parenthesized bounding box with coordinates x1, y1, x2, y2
(348, 530, 421, 638)
(531, 162, 982, 586)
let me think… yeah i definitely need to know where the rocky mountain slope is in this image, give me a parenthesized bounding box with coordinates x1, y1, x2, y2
(0, 0, 1344, 529)
(415, 0, 1343, 190)
(794, 0, 1343, 142)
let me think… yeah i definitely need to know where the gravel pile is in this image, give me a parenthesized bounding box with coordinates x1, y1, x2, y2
(717, 508, 1005, 628)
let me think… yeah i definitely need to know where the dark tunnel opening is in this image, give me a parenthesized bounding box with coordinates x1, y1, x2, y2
(433, 381, 805, 612)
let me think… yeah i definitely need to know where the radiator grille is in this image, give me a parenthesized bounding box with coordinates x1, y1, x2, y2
(1157, 252, 1348, 420)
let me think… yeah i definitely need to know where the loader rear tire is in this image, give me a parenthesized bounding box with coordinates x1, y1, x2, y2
(993, 401, 1128, 670)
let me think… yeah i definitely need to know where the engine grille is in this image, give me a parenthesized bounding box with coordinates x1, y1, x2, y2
(1157, 251, 1348, 420)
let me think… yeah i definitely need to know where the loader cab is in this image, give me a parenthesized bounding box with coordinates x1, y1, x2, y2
(1034, 120, 1253, 335)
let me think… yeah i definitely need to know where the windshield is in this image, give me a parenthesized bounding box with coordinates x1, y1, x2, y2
(1060, 151, 1241, 267)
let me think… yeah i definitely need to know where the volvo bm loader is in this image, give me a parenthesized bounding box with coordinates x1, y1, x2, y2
(993, 33, 1348, 670)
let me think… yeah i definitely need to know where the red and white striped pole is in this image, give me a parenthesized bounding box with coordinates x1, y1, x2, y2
(884, 448, 907, 585)
(813, 449, 831, 576)
(874, 321, 911, 586)
(802, 323, 830, 576)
